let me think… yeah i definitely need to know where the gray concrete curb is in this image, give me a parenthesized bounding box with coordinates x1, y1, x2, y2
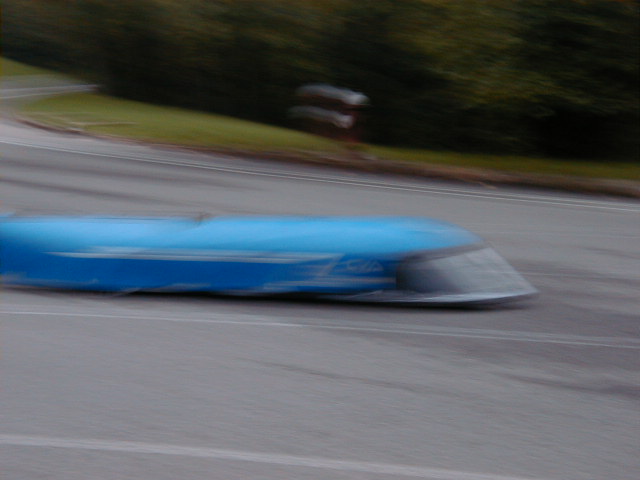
(168, 144, 640, 200)
(16, 115, 640, 200)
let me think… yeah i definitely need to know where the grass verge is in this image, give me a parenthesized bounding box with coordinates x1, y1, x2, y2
(22, 92, 342, 152)
(10, 69, 638, 181)
(2, 57, 66, 77)
(370, 146, 640, 180)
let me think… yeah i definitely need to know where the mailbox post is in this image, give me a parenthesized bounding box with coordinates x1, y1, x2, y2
(289, 84, 369, 145)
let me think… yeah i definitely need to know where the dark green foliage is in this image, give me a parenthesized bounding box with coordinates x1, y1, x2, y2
(3, 0, 639, 160)
(203, 1, 329, 123)
(78, 1, 168, 101)
(2, 0, 79, 70)
(517, 0, 640, 159)
(324, 0, 454, 147)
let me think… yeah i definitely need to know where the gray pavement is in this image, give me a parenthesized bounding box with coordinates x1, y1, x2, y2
(1, 102, 640, 480)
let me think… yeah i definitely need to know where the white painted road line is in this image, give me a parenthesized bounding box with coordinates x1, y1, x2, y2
(0, 434, 555, 480)
(1, 138, 638, 213)
(3, 308, 639, 349)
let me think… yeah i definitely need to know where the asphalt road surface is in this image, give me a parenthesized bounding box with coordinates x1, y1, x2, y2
(1, 108, 639, 480)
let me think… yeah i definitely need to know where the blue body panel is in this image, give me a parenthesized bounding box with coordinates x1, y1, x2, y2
(0, 216, 481, 293)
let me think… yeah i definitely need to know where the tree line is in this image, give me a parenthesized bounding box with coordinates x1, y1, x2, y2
(4, 0, 639, 160)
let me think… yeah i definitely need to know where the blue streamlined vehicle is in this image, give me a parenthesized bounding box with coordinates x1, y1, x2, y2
(0, 215, 537, 306)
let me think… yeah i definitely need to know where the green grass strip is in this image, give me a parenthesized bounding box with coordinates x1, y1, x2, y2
(16, 87, 640, 181)
(2, 57, 64, 77)
(370, 146, 640, 180)
(22, 93, 341, 152)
